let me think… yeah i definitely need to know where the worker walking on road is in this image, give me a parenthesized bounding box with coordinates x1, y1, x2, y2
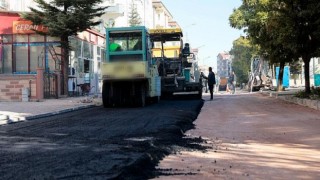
(215, 73, 220, 93)
(201, 67, 216, 100)
(227, 71, 236, 94)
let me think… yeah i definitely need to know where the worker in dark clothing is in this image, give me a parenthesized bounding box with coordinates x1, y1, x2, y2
(201, 67, 216, 100)
(182, 43, 190, 57)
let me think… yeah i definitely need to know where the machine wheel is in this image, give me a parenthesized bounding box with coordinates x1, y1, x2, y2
(135, 84, 146, 107)
(102, 82, 112, 108)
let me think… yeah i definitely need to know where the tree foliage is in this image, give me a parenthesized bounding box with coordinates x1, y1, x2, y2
(128, 0, 141, 27)
(22, 0, 106, 95)
(229, 36, 258, 85)
(229, 0, 320, 93)
(275, 0, 320, 93)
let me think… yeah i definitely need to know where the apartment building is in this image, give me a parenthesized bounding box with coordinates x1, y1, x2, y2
(217, 51, 232, 78)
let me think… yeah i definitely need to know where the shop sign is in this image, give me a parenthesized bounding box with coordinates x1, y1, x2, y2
(13, 21, 48, 34)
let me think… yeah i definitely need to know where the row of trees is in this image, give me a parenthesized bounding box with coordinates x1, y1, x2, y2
(229, 0, 320, 93)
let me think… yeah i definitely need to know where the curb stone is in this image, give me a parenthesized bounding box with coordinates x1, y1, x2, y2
(23, 104, 96, 120)
(268, 92, 320, 111)
(0, 104, 95, 126)
(0, 114, 8, 120)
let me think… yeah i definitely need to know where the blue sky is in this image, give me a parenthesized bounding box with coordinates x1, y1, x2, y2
(161, 0, 243, 70)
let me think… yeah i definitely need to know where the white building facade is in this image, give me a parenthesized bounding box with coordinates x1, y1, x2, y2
(100, 0, 154, 29)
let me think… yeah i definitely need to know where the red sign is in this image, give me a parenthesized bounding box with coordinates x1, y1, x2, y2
(12, 21, 48, 34)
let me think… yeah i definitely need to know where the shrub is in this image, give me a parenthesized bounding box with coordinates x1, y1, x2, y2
(295, 86, 320, 100)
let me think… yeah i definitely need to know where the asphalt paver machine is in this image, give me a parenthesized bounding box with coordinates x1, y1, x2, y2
(149, 28, 203, 99)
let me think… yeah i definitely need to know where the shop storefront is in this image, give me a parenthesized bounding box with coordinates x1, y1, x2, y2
(0, 12, 61, 101)
(0, 13, 61, 74)
(0, 12, 105, 101)
(68, 30, 106, 96)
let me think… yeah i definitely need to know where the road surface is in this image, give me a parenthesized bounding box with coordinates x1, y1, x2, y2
(1, 92, 319, 179)
(153, 92, 320, 180)
(0, 99, 203, 179)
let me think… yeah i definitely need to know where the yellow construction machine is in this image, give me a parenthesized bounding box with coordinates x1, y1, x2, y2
(149, 28, 203, 99)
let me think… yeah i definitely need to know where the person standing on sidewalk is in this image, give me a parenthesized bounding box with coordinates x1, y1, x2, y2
(201, 67, 216, 100)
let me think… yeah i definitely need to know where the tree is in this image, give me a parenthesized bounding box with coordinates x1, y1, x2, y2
(128, 0, 142, 27)
(274, 0, 320, 94)
(230, 0, 320, 94)
(229, 36, 258, 85)
(22, 0, 106, 95)
(230, 0, 297, 91)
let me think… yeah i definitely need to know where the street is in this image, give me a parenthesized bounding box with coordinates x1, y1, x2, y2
(0, 99, 203, 180)
(153, 92, 320, 179)
(0, 92, 320, 180)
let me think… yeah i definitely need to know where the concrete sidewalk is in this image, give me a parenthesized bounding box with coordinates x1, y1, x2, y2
(0, 96, 99, 125)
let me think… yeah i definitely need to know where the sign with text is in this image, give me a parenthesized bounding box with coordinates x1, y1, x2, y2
(149, 28, 182, 34)
(13, 21, 48, 34)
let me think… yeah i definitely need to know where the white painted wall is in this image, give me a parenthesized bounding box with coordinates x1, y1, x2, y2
(6, 0, 169, 30)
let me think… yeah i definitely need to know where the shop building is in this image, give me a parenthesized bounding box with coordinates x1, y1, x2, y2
(0, 11, 105, 101)
(68, 30, 106, 97)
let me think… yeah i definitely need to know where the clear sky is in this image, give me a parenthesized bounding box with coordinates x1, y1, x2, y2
(161, 0, 243, 70)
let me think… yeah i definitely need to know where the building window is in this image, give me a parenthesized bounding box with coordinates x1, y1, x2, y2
(2, 35, 12, 43)
(97, 46, 101, 56)
(30, 34, 44, 42)
(47, 45, 61, 71)
(101, 48, 106, 62)
(78, 58, 84, 73)
(0, 34, 61, 74)
(47, 36, 60, 42)
(14, 44, 29, 73)
(1, 45, 12, 74)
(30, 45, 44, 73)
(83, 41, 93, 59)
(84, 59, 91, 73)
(14, 34, 28, 42)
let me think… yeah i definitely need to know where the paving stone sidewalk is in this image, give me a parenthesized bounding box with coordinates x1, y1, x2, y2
(0, 96, 99, 125)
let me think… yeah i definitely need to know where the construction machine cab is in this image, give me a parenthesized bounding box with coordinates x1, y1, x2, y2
(149, 28, 202, 98)
(106, 27, 150, 63)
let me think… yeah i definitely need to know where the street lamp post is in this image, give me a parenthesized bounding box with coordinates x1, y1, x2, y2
(183, 23, 196, 43)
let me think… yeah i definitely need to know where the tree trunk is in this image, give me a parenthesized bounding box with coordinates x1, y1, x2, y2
(302, 55, 311, 94)
(277, 61, 285, 92)
(61, 35, 69, 96)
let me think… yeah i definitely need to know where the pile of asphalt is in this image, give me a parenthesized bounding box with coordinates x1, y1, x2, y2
(114, 99, 208, 180)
